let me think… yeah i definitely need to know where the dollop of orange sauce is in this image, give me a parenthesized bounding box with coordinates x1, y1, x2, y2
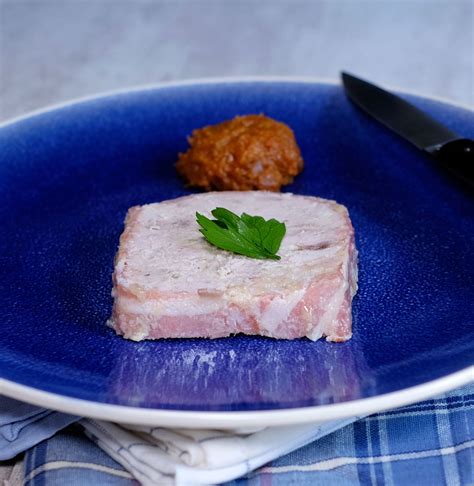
(176, 114, 304, 191)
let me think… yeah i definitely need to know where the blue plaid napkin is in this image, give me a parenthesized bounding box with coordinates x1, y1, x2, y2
(0, 396, 78, 461)
(17, 383, 474, 485)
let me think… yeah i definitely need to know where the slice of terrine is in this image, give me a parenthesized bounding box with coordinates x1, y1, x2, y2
(108, 191, 358, 342)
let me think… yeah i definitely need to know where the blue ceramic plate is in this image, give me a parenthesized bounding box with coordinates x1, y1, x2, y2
(0, 79, 473, 428)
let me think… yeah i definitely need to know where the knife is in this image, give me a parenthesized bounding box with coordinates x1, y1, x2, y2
(341, 72, 474, 187)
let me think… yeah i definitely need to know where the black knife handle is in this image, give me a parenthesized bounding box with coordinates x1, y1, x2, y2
(425, 138, 474, 188)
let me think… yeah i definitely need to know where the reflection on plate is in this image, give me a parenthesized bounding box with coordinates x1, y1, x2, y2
(106, 337, 373, 410)
(0, 79, 473, 428)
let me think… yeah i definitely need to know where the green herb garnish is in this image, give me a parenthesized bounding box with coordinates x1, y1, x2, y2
(196, 207, 286, 260)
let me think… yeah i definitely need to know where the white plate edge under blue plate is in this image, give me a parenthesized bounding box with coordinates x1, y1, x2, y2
(1, 76, 472, 428)
(1, 367, 472, 428)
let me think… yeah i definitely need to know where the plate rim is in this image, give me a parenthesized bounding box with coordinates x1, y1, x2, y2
(0, 367, 472, 428)
(1, 76, 473, 427)
(0, 76, 472, 130)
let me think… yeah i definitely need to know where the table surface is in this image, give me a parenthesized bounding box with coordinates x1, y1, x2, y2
(1, 0, 473, 122)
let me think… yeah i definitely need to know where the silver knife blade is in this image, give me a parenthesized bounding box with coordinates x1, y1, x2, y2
(341, 72, 458, 150)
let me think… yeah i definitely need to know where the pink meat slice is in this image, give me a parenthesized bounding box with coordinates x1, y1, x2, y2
(108, 191, 358, 342)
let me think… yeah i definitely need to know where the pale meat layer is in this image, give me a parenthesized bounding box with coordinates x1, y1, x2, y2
(109, 191, 358, 341)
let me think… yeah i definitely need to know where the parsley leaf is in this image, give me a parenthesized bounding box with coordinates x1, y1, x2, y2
(196, 207, 286, 260)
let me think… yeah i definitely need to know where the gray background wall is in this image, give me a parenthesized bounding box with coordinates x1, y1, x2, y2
(1, 0, 473, 121)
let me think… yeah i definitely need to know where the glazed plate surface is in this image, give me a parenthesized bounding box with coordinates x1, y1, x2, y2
(0, 79, 472, 427)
